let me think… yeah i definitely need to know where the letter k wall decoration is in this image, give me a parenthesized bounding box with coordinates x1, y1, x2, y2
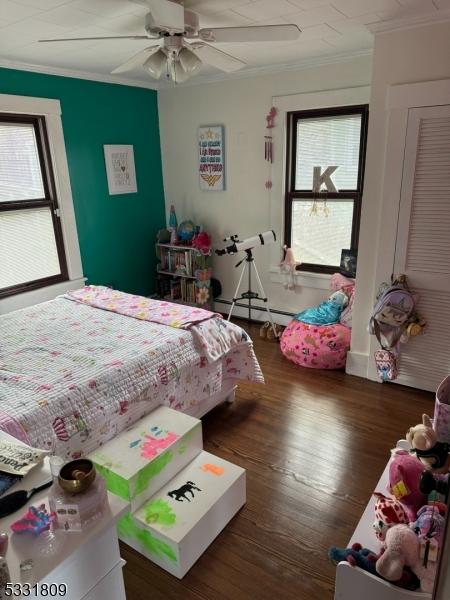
(313, 166, 338, 193)
(310, 166, 339, 217)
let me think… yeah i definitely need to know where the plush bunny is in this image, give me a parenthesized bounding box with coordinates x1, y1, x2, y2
(376, 524, 437, 593)
(406, 414, 450, 474)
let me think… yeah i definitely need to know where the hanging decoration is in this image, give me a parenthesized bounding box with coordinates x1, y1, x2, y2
(310, 165, 338, 217)
(264, 106, 277, 189)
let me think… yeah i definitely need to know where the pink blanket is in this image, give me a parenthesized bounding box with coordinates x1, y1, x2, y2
(65, 286, 220, 329)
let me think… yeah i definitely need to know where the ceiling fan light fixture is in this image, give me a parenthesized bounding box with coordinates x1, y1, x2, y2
(144, 48, 166, 79)
(178, 47, 202, 75)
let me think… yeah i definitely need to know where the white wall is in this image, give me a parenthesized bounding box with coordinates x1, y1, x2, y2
(348, 21, 450, 378)
(158, 54, 372, 323)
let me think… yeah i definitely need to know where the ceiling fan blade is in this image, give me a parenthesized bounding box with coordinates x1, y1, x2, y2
(198, 24, 301, 44)
(111, 45, 161, 74)
(191, 43, 245, 73)
(39, 35, 151, 42)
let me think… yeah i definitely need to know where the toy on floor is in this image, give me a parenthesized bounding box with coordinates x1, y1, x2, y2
(328, 542, 420, 591)
(388, 449, 427, 521)
(376, 524, 437, 593)
(280, 273, 354, 370)
(406, 414, 450, 473)
(373, 492, 409, 542)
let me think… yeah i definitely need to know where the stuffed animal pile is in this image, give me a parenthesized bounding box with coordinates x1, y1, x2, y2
(329, 413, 449, 593)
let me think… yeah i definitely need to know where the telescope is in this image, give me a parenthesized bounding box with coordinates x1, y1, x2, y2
(215, 230, 276, 256)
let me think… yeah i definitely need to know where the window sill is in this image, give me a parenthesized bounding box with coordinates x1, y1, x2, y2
(269, 267, 331, 290)
(0, 277, 86, 315)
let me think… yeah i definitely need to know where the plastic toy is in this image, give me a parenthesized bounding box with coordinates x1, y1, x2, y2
(373, 492, 409, 542)
(11, 504, 56, 535)
(376, 524, 437, 593)
(406, 414, 450, 474)
(388, 449, 427, 521)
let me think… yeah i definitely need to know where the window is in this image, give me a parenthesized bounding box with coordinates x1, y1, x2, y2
(0, 114, 68, 298)
(284, 104, 368, 273)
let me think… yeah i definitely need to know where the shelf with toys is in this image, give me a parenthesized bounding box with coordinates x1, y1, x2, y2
(333, 405, 450, 600)
(155, 206, 213, 309)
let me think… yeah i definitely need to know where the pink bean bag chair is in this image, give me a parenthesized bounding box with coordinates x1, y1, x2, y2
(280, 321, 350, 370)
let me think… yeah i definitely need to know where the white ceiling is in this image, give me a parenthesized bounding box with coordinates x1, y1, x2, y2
(0, 0, 448, 87)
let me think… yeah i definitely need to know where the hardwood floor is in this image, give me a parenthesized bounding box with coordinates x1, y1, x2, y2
(121, 321, 434, 599)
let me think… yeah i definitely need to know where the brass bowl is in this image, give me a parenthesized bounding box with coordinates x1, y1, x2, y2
(58, 459, 96, 494)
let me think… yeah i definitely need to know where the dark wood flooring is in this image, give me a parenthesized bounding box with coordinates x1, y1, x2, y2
(121, 321, 434, 599)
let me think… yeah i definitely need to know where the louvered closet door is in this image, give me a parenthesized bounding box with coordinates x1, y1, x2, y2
(393, 105, 450, 391)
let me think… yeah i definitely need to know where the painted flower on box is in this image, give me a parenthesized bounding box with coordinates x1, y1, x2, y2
(197, 287, 209, 305)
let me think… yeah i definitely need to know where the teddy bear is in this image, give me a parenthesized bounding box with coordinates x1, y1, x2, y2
(406, 414, 450, 474)
(376, 524, 437, 593)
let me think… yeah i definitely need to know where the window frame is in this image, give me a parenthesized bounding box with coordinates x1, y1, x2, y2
(284, 103, 369, 274)
(0, 112, 69, 299)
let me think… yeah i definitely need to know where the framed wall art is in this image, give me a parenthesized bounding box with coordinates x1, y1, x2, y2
(198, 125, 225, 191)
(104, 144, 137, 195)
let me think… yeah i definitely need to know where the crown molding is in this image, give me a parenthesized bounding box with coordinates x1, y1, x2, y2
(0, 58, 158, 90)
(0, 48, 373, 92)
(368, 8, 450, 34)
(158, 48, 373, 90)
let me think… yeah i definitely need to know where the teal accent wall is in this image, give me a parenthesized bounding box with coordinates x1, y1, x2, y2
(0, 67, 165, 296)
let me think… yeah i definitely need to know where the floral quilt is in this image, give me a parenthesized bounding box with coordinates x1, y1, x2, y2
(0, 296, 263, 459)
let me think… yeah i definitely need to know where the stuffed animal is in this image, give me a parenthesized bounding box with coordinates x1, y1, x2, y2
(389, 449, 427, 521)
(406, 414, 450, 474)
(411, 504, 446, 548)
(329, 543, 420, 591)
(328, 543, 378, 575)
(376, 524, 437, 593)
(373, 492, 409, 542)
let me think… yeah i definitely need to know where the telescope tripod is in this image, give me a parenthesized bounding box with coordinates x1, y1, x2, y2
(228, 248, 278, 338)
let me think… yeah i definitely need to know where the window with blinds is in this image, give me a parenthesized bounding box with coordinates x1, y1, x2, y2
(0, 114, 68, 298)
(285, 105, 368, 273)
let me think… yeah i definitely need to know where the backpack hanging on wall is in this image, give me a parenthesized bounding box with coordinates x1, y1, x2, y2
(369, 275, 425, 381)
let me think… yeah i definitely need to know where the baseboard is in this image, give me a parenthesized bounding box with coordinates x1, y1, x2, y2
(214, 299, 293, 327)
(345, 350, 370, 379)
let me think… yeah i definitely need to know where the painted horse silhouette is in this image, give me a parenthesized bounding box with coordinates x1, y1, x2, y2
(167, 481, 201, 502)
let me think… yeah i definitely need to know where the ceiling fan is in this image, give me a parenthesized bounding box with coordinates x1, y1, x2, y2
(39, 0, 301, 84)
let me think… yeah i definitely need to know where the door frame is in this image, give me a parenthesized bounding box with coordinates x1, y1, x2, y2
(367, 78, 450, 381)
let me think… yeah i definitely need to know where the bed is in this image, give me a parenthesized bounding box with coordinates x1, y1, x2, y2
(0, 289, 263, 459)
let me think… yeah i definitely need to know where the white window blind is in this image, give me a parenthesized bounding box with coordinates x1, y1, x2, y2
(0, 122, 45, 201)
(295, 114, 362, 190)
(291, 200, 353, 266)
(0, 208, 61, 289)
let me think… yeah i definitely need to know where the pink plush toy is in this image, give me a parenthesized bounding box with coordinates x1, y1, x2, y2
(376, 524, 437, 593)
(388, 449, 427, 521)
(373, 492, 409, 542)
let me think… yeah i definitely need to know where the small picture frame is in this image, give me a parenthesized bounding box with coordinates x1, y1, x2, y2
(340, 249, 357, 278)
(198, 125, 225, 191)
(104, 144, 137, 195)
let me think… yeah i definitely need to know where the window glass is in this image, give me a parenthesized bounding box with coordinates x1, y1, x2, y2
(295, 114, 362, 191)
(0, 122, 45, 201)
